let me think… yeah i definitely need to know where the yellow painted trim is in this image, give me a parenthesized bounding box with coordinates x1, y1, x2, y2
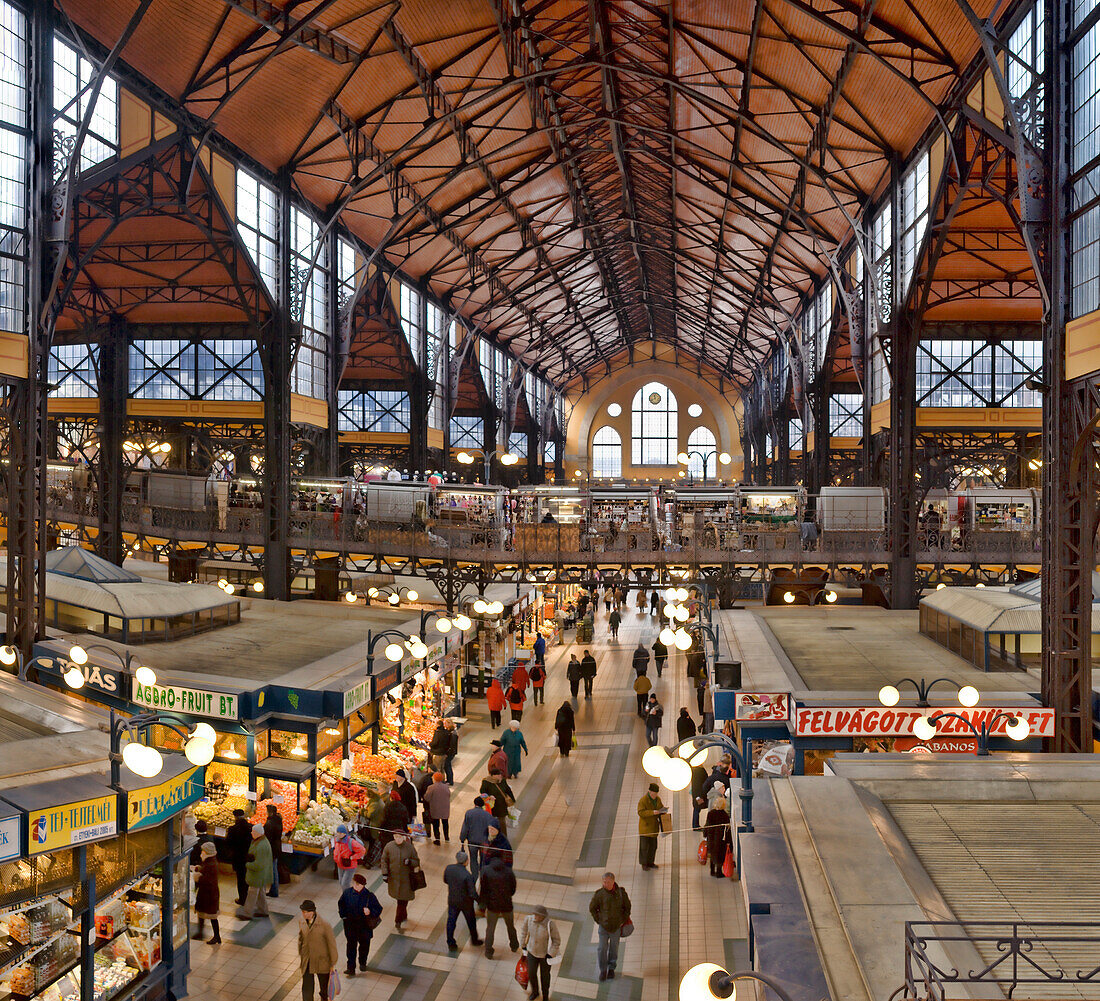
(128, 399, 265, 420)
(829, 436, 861, 448)
(0, 330, 28, 378)
(427, 428, 444, 449)
(870, 399, 891, 432)
(119, 89, 151, 158)
(915, 407, 1042, 428)
(338, 431, 409, 445)
(1067, 308, 1100, 380)
(290, 394, 328, 428)
(48, 397, 99, 414)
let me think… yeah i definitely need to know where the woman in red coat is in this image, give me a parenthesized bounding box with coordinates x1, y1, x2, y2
(505, 682, 527, 722)
(486, 679, 506, 728)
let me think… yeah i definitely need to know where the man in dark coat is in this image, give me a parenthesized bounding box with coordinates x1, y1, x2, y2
(263, 803, 283, 898)
(652, 636, 668, 677)
(337, 873, 382, 975)
(393, 768, 418, 818)
(444, 851, 483, 951)
(632, 642, 649, 677)
(459, 796, 494, 880)
(478, 852, 518, 958)
(443, 719, 459, 785)
(566, 655, 582, 699)
(580, 650, 598, 699)
(226, 808, 251, 905)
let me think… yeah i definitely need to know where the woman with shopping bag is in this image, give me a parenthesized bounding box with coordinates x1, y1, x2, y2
(380, 831, 422, 932)
(520, 904, 561, 1001)
(704, 796, 732, 879)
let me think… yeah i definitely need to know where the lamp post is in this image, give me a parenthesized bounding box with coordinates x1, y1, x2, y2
(419, 608, 473, 637)
(107, 710, 215, 792)
(0, 645, 51, 682)
(642, 732, 754, 832)
(677, 446, 732, 485)
(878, 677, 980, 709)
(678, 965, 814, 1001)
(911, 709, 1031, 755)
(455, 448, 519, 484)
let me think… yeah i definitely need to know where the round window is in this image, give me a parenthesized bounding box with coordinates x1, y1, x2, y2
(607, 402, 622, 417)
(688, 403, 702, 418)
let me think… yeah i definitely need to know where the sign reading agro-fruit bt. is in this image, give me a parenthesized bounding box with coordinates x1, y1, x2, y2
(794, 705, 1055, 737)
(132, 680, 239, 721)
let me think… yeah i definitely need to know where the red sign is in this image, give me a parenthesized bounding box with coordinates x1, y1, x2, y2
(793, 706, 1054, 738)
(893, 737, 978, 755)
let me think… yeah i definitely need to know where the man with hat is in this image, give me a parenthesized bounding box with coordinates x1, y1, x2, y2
(235, 823, 273, 919)
(298, 900, 338, 1001)
(333, 824, 366, 890)
(636, 783, 666, 871)
(393, 767, 418, 818)
(489, 739, 508, 777)
(337, 873, 382, 976)
(443, 850, 483, 951)
(520, 904, 561, 1001)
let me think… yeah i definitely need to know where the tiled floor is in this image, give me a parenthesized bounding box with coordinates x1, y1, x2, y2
(185, 602, 748, 1000)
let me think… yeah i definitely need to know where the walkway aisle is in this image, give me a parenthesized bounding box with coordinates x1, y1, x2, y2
(186, 599, 748, 1001)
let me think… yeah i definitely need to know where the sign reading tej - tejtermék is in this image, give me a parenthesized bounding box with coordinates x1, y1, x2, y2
(132, 680, 238, 720)
(794, 706, 1056, 738)
(29, 795, 116, 855)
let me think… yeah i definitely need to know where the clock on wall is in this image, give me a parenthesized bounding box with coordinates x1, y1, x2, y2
(648, 390, 662, 405)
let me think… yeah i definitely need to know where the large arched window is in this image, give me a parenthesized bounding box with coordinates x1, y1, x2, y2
(632, 382, 678, 465)
(592, 425, 622, 478)
(687, 426, 717, 478)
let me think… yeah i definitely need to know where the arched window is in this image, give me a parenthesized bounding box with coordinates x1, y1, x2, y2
(592, 425, 622, 478)
(687, 426, 717, 478)
(632, 382, 678, 465)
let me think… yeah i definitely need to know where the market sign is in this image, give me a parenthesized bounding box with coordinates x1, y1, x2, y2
(893, 737, 978, 755)
(794, 706, 1055, 738)
(371, 662, 401, 699)
(0, 815, 19, 863)
(126, 765, 204, 832)
(28, 794, 116, 855)
(133, 680, 239, 720)
(735, 693, 791, 722)
(33, 650, 123, 697)
(342, 679, 371, 717)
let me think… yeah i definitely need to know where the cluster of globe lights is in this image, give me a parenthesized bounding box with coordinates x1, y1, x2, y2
(658, 587, 695, 651)
(878, 681, 1030, 742)
(641, 740, 709, 792)
(379, 612, 473, 664)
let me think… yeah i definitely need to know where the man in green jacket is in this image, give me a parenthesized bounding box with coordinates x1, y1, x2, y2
(236, 823, 273, 919)
(637, 784, 665, 871)
(589, 872, 631, 981)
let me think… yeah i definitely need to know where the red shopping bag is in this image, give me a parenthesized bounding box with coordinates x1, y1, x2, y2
(722, 847, 735, 879)
(515, 955, 530, 989)
(697, 839, 708, 864)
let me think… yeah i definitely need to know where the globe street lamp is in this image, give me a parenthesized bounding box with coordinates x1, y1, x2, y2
(679, 966, 810, 1001)
(642, 732, 754, 832)
(676, 444, 732, 485)
(108, 710, 215, 792)
(911, 708, 1031, 755)
(456, 448, 519, 483)
(878, 677, 980, 709)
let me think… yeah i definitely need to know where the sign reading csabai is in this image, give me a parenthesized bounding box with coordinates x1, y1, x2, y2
(794, 705, 1055, 737)
(133, 680, 239, 720)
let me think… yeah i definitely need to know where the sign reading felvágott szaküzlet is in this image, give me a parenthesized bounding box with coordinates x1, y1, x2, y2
(132, 680, 238, 720)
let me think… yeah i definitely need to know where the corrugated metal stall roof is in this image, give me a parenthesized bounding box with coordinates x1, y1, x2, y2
(920, 586, 1099, 635)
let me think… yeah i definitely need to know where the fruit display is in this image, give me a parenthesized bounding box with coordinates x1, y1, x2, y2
(290, 795, 357, 848)
(191, 796, 250, 829)
(247, 797, 298, 832)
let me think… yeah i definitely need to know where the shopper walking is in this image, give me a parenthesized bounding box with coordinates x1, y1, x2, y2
(636, 588, 647, 613)
(459, 796, 493, 880)
(364, 789, 385, 865)
(691, 761, 708, 831)
(633, 673, 652, 717)
(644, 693, 664, 747)
(489, 739, 510, 777)
(380, 790, 410, 853)
(580, 649, 597, 698)
(227, 808, 250, 905)
(532, 631, 546, 666)
(393, 768, 418, 819)
(443, 718, 459, 785)
(554, 701, 575, 757)
(444, 850, 483, 951)
(695, 667, 708, 717)
(608, 606, 621, 639)
(566, 654, 582, 699)
(264, 803, 283, 898)
(333, 824, 366, 890)
(484, 823, 514, 867)
(589, 872, 631, 980)
(480, 767, 515, 836)
(632, 641, 649, 677)
(422, 772, 451, 844)
(235, 824, 272, 919)
(676, 707, 697, 742)
(705, 797, 733, 878)
(429, 720, 450, 773)
(192, 842, 221, 945)
(505, 680, 527, 722)
(652, 635, 668, 677)
(337, 873, 382, 975)
(297, 901, 338, 1001)
(486, 678, 506, 729)
(501, 720, 529, 777)
(380, 831, 422, 932)
(511, 661, 530, 692)
(529, 660, 546, 705)
(478, 852, 519, 958)
(637, 783, 666, 871)
(520, 904, 561, 1001)
(603, 587, 613, 613)
(649, 590, 659, 616)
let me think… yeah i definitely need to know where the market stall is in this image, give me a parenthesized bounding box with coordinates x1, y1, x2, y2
(664, 487, 739, 551)
(511, 486, 587, 556)
(737, 486, 804, 554)
(432, 484, 507, 550)
(588, 488, 656, 552)
(959, 488, 1039, 555)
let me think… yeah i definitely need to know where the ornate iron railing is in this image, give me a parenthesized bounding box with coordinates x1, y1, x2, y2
(905, 920, 1100, 1001)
